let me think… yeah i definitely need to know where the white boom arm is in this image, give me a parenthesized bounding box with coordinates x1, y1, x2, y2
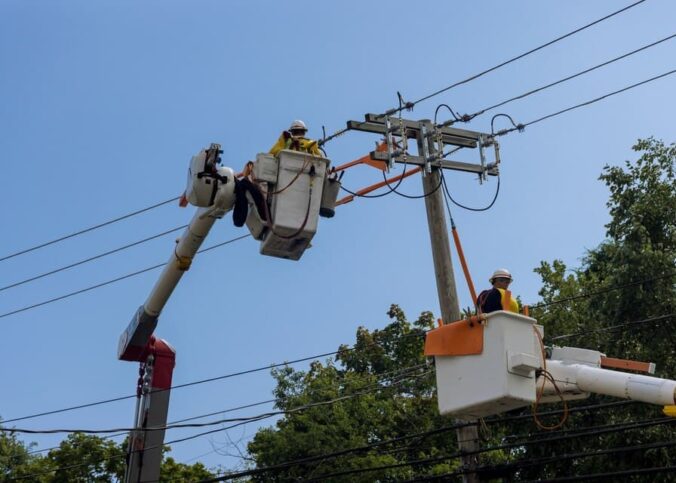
(118, 144, 235, 361)
(540, 347, 676, 406)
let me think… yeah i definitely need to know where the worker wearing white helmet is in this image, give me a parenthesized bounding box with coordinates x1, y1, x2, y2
(477, 268, 519, 314)
(269, 119, 321, 157)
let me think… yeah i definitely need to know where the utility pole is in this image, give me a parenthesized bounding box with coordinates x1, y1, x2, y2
(347, 114, 500, 483)
(418, 121, 480, 483)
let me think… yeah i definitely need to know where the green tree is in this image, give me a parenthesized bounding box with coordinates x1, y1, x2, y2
(506, 138, 676, 480)
(0, 431, 217, 481)
(247, 307, 442, 482)
(0, 431, 46, 481)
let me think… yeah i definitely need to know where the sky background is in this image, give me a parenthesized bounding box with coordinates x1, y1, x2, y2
(1, 0, 675, 475)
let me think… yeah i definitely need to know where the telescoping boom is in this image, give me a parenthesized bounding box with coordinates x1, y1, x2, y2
(118, 144, 235, 361)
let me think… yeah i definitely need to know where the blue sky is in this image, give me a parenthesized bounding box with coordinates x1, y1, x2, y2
(1, 0, 675, 474)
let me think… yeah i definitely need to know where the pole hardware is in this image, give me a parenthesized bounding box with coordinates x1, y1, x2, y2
(346, 113, 500, 183)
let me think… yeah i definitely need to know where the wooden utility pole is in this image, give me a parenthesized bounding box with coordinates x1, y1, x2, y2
(347, 114, 501, 482)
(418, 120, 480, 483)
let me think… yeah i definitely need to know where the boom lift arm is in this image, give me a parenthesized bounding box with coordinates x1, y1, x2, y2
(118, 144, 235, 361)
(117, 144, 235, 483)
(117, 144, 335, 482)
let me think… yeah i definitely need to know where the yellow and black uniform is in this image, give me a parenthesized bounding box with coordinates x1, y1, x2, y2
(477, 287, 519, 314)
(269, 131, 321, 157)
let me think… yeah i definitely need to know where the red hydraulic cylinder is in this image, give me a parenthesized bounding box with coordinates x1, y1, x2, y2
(125, 337, 176, 483)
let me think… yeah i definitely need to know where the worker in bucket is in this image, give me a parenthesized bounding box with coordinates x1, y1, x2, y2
(477, 268, 519, 314)
(269, 119, 321, 156)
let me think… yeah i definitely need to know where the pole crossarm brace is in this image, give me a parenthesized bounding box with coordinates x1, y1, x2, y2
(368, 151, 499, 176)
(349, 114, 483, 148)
(346, 113, 499, 179)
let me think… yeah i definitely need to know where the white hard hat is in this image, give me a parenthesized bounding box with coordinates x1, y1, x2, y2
(289, 120, 307, 132)
(489, 268, 513, 283)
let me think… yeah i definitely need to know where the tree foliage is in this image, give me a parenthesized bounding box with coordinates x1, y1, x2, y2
(0, 431, 215, 482)
(513, 138, 676, 480)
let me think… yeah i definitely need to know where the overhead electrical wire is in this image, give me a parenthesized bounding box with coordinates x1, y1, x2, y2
(384, 0, 647, 115)
(454, 32, 676, 124)
(331, 66, 673, 211)
(194, 400, 638, 482)
(1, 331, 427, 424)
(334, 47, 670, 210)
(1, 367, 432, 436)
(6, 369, 432, 481)
(411, 440, 676, 482)
(338, 63, 672, 206)
(549, 313, 675, 341)
(494, 68, 676, 137)
(317, 417, 675, 480)
(0, 196, 180, 263)
(317, 1, 648, 150)
(522, 465, 676, 483)
(0, 225, 188, 293)
(5, 70, 670, 306)
(380, 167, 444, 200)
(14, 362, 428, 458)
(440, 169, 500, 212)
(14, 398, 279, 460)
(529, 272, 675, 310)
(0, 234, 251, 320)
(7, 387, 648, 481)
(4, 301, 671, 426)
(293, 417, 676, 482)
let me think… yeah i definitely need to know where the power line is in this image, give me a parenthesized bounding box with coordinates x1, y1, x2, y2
(6, 368, 428, 475)
(13, 386, 646, 481)
(495, 68, 676, 137)
(529, 272, 675, 310)
(441, 169, 500, 212)
(460, 32, 676, 122)
(301, 417, 675, 482)
(524, 465, 676, 483)
(197, 400, 638, 481)
(1, 367, 431, 436)
(403, 1, 648, 110)
(380, 166, 444, 200)
(0, 234, 251, 320)
(0, 196, 180, 263)
(3, 271, 671, 426)
(412, 440, 676, 481)
(16, 398, 279, 459)
(549, 313, 675, 341)
(0, 225, 188, 293)
(5, 369, 431, 481)
(1, 331, 427, 424)
(320, 1, 647, 147)
(4, 290, 670, 426)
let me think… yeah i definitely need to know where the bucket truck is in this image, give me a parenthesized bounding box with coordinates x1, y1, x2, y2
(425, 311, 676, 420)
(117, 144, 335, 482)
